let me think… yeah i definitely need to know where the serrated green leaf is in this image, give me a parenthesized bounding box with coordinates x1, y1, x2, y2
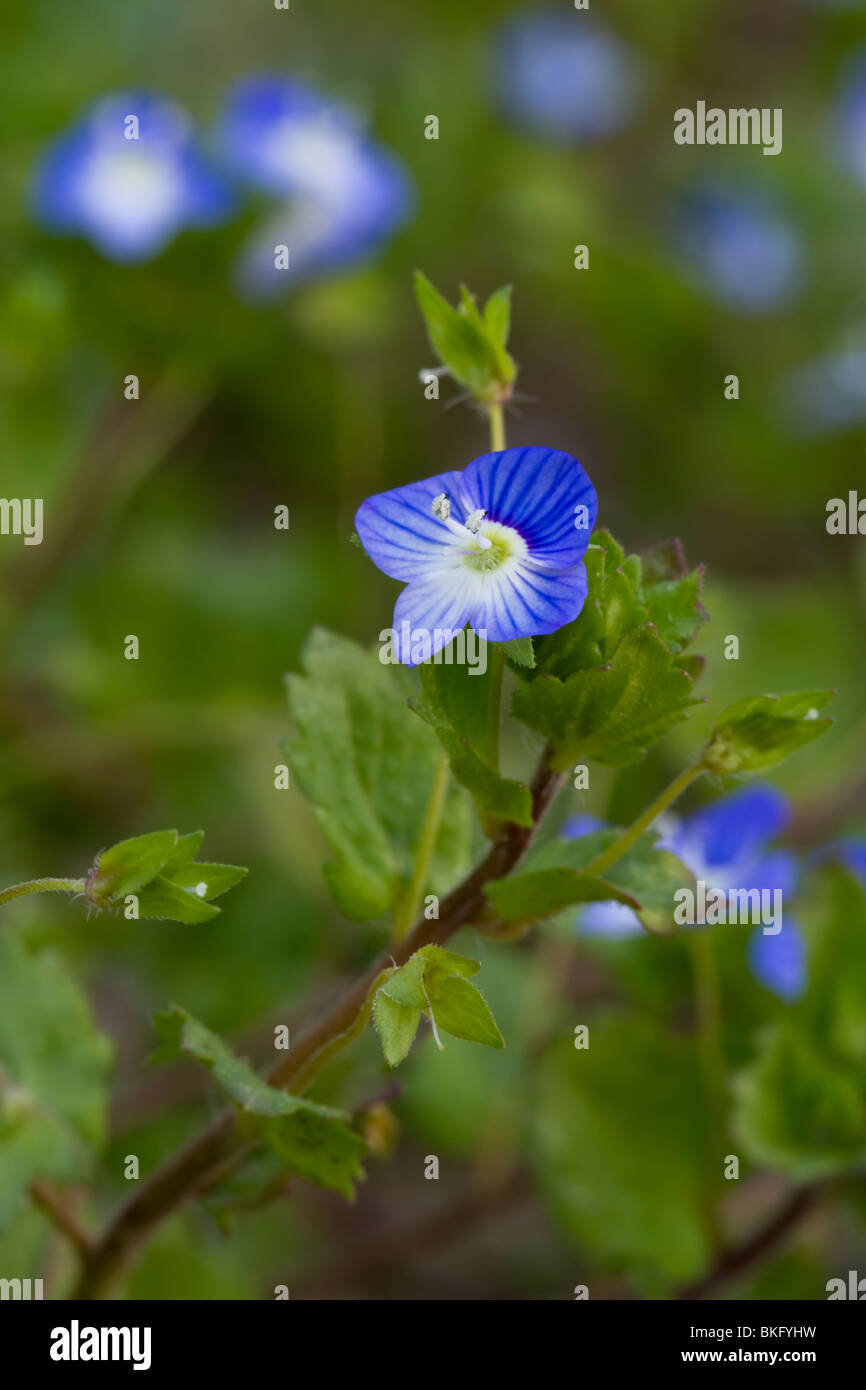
(136, 877, 220, 923)
(168, 862, 248, 900)
(0, 936, 111, 1229)
(732, 1026, 866, 1180)
(285, 628, 472, 921)
(161, 830, 206, 874)
(703, 690, 834, 775)
(416, 944, 481, 984)
(372, 993, 421, 1067)
(501, 635, 535, 669)
(89, 829, 179, 901)
(514, 624, 700, 771)
(425, 974, 505, 1049)
(533, 531, 707, 683)
(153, 1007, 367, 1197)
(532, 1017, 710, 1291)
(411, 649, 533, 828)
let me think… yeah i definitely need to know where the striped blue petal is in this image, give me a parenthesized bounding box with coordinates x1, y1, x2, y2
(462, 447, 597, 566)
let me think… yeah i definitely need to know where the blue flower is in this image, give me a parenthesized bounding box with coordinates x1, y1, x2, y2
(218, 76, 411, 299)
(777, 336, 866, 437)
(33, 93, 233, 263)
(671, 185, 806, 314)
(570, 785, 807, 1000)
(494, 11, 646, 143)
(355, 446, 597, 666)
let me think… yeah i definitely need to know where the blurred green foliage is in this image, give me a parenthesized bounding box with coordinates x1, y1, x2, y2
(1, 0, 865, 1299)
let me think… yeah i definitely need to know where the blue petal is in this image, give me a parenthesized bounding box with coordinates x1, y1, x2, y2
(748, 849, 799, 900)
(389, 569, 476, 666)
(748, 916, 807, 1001)
(472, 558, 588, 642)
(579, 900, 642, 937)
(219, 76, 357, 195)
(462, 447, 597, 566)
(562, 814, 606, 839)
(355, 470, 467, 581)
(676, 784, 791, 875)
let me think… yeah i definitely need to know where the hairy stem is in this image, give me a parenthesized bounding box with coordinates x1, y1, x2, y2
(0, 877, 85, 909)
(583, 763, 704, 878)
(72, 749, 565, 1299)
(487, 402, 506, 452)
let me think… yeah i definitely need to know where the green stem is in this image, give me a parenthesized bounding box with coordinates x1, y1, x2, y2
(0, 878, 85, 909)
(487, 402, 505, 452)
(287, 968, 394, 1095)
(583, 763, 705, 879)
(392, 753, 450, 941)
(487, 646, 505, 772)
(688, 928, 727, 1250)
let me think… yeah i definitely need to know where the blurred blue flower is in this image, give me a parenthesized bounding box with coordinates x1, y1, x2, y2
(568, 785, 807, 1000)
(218, 76, 411, 300)
(833, 54, 866, 186)
(33, 93, 233, 263)
(777, 335, 866, 436)
(355, 446, 597, 666)
(816, 838, 866, 883)
(493, 10, 646, 143)
(671, 185, 806, 314)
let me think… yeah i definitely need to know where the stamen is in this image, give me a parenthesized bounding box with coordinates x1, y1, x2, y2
(430, 493, 492, 550)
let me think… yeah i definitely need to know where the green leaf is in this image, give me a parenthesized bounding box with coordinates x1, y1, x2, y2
(372, 946, 502, 1065)
(0, 936, 112, 1229)
(153, 1007, 367, 1197)
(482, 284, 512, 350)
(87, 830, 247, 921)
(88, 829, 179, 902)
(514, 624, 700, 771)
(285, 628, 472, 921)
(168, 862, 248, 900)
(136, 877, 221, 923)
(413, 271, 516, 404)
(513, 828, 695, 936)
(411, 651, 533, 828)
(372, 993, 421, 1068)
(161, 830, 206, 873)
(703, 691, 835, 775)
(531, 1017, 710, 1291)
(484, 868, 639, 928)
(732, 1026, 866, 1180)
(416, 944, 481, 984)
(532, 531, 707, 683)
(425, 974, 505, 1050)
(799, 865, 866, 1075)
(501, 635, 535, 670)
